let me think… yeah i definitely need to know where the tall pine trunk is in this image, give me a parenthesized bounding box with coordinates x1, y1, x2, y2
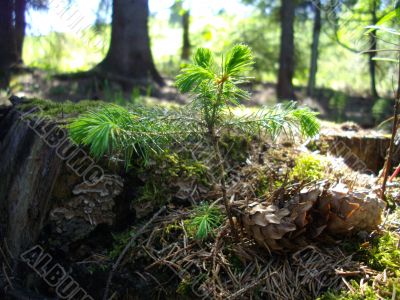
(15, 0, 27, 62)
(307, 0, 321, 97)
(277, 0, 295, 100)
(99, 0, 164, 86)
(0, 0, 18, 88)
(181, 11, 191, 60)
(368, 0, 378, 99)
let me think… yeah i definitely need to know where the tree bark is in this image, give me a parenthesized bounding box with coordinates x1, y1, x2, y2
(307, 0, 321, 97)
(99, 0, 164, 86)
(277, 0, 296, 100)
(368, 0, 379, 99)
(181, 10, 191, 60)
(0, 0, 18, 88)
(15, 0, 27, 62)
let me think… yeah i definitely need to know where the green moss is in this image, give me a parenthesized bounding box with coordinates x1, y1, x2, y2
(255, 171, 283, 197)
(318, 282, 378, 300)
(155, 152, 209, 180)
(255, 172, 270, 197)
(321, 232, 400, 300)
(17, 98, 107, 120)
(164, 222, 182, 236)
(176, 275, 192, 296)
(365, 232, 400, 276)
(319, 278, 399, 300)
(135, 151, 209, 205)
(290, 153, 324, 182)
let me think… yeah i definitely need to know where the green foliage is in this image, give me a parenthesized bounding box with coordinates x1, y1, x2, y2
(176, 44, 254, 133)
(177, 45, 319, 139)
(69, 105, 135, 160)
(185, 203, 224, 240)
(22, 9, 400, 94)
(176, 45, 319, 233)
(290, 153, 324, 182)
(68, 105, 186, 167)
(224, 102, 320, 139)
(365, 7, 400, 67)
(69, 45, 319, 173)
(231, 16, 280, 80)
(24, 29, 109, 72)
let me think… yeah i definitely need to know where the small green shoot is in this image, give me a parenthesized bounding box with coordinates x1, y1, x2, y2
(186, 203, 224, 240)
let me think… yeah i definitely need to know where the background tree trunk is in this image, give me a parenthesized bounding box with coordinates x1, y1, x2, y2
(181, 11, 191, 60)
(99, 0, 164, 86)
(277, 0, 296, 100)
(368, 0, 379, 99)
(15, 0, 27, 62)
(0, 0, 18, 88)
(307, 0, 321, 97)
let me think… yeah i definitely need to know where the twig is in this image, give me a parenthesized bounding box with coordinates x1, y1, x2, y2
(103, 206, 166, 300)
(389, 163, 400, 182)
(381, 100, 400, 199)
(180, 220, 188, 256)
(381, 52, 400, 199)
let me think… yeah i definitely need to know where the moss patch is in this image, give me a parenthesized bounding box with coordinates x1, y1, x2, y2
(17, 98, 107, 120)
(290, 153, 325, 182)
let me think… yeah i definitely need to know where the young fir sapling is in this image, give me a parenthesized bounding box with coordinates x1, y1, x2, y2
(69, 44, 320, 237)
(175, 44, 319, 235)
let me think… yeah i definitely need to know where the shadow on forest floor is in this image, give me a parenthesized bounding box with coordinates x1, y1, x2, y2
(2, 68, 394, 128)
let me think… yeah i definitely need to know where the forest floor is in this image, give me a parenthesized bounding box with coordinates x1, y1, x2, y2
(1, 69, 399, 299)
(2, 68, 391, 128)
(0, 96, 398, 299)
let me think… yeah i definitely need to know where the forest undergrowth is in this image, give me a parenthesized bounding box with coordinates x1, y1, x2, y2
(12, 45, 400, 300)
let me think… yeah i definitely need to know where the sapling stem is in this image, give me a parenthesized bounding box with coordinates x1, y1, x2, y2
(208, 75, 238, 238)
(213, 134, 238, 239)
